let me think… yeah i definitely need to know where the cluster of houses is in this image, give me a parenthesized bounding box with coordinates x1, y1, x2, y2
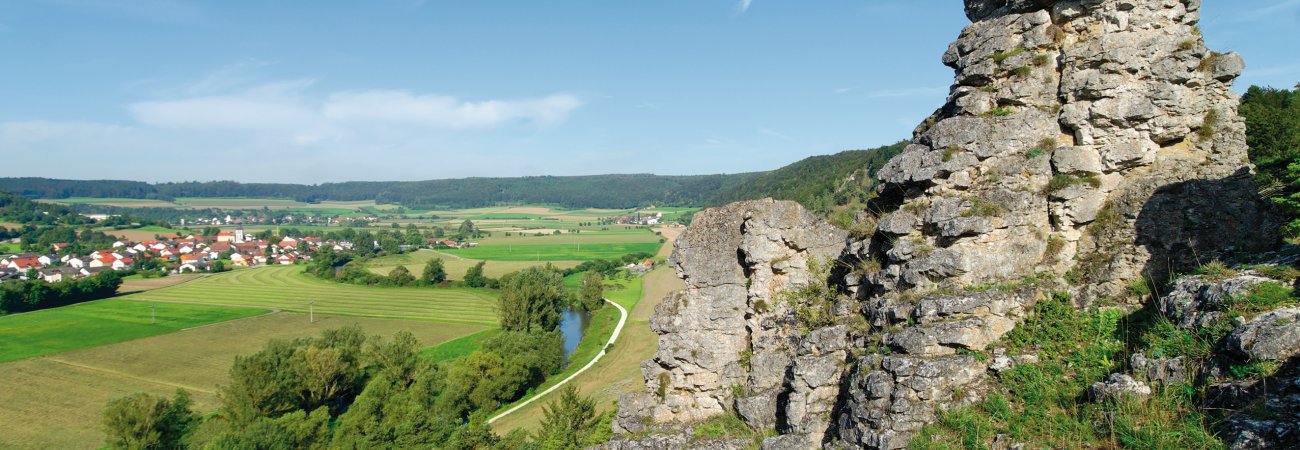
(178, 213, 381, 227)
(605, 212, 664, 225)
(0, 228, 355, 284)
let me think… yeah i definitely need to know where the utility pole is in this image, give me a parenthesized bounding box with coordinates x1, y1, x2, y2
(151, 303, 156, 325)
(309, 301, 315, 323)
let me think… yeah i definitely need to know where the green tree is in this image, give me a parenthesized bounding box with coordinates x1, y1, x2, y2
(102, 389, 196, 450)
(388, 265, 415, 286)
(1240, 84, 1300, 237)
(580, 271, 605, 311)
(533, 386, 604, 450)
(457, 220, 475, 237)
(463, 261, 488, 288)
(497, 265, 565, 333)
(422, 258, 447, 285)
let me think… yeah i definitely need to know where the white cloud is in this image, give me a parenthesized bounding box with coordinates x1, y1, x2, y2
(323, 91, 580, 128)
(738, 0, 753, 13)
(126, 80, 580, 134)
(129, 80, 318, 130)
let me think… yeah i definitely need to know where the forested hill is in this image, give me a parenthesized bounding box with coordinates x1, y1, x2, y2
(0, 174, 759, 209)
(706, 141, 907, 212)
(1, 143, 907, 210)
(0, 178, 395, 203)
(372, 174, 757, 209)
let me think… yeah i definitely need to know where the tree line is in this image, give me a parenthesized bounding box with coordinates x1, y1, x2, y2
(0, 173, 765, 209)
(1241, 83, 1300, 237)
(0, 270, 123, 314)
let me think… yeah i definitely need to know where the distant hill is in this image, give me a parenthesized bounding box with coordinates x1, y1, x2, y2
(0, 174, 759, 210)
(0, 143, 907, 211)
(707, 141, 907, 213)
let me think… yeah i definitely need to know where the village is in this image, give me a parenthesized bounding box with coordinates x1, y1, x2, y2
(0, 223, 497, 285)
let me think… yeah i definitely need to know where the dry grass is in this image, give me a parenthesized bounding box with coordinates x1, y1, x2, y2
(104, 229, 180, 242)
(651, 226, 684, 259)
(633, 266, 683, 321)
(0, 311, 484, 449)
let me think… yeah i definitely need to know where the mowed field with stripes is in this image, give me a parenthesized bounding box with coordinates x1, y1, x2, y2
(128, 265, 499, 326)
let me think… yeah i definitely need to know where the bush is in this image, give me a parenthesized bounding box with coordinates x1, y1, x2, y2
(991, 48, 1026, 64)
(1042, 174, 1102, 195)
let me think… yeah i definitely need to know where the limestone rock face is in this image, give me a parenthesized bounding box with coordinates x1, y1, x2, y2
(611, 1, 1279, 448)
(872, 0, 1274, 300)
(612, 199, 849, 444)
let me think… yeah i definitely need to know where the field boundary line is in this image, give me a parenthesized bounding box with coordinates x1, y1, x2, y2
(134, 298, 498, 327)
(488, 297, 628, 424)
(43, 357, 218, 395)
(181, 308, 280, 332)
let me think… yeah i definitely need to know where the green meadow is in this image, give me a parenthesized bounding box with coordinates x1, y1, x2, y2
(129, 265, 500, 326)
(0, 300, 266, 363)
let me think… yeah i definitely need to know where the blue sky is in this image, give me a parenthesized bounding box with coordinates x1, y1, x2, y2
(1, 0, 1297, 184)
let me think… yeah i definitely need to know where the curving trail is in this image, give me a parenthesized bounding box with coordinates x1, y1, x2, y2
(488, 297, 628, 424)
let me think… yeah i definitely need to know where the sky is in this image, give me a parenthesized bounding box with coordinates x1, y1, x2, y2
(1, 1, 1298, 184)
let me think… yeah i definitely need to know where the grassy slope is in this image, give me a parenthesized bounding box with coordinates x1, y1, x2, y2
(129, 265, 500, 326)
(912, 291, 1233, 449)
(0, 299, 266, 363)
(0, 311, 484, 450)
(421, 329, 503, 364)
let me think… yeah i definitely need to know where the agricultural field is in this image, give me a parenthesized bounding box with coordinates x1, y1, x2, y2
(443, 242, 660, 262)
(0, 311, 484, 449)
(118, 273, 201, 293)
(98, 225, 189, 241)
(437, 229, 664, 262)
(40, 197, 179, 208)
(128, 265, 499, 326)
(0, 299, 266, 363)
(367, 249, 580, 280)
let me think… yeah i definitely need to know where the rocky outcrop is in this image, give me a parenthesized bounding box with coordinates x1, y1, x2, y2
(1089, 373, 1152, 401)
(1226, 307, 1300, 362)
(611, 1, 1279, 448)
(613, 199, 849, 447)
(1156, 274, 1270, 328)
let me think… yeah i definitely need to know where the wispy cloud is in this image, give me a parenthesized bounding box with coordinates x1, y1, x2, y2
(865, 86, 948, 99)
(737, 0, 753, 13)
(324, 91, 581, 128)
(758, 127, 794, 142)
(127, 80, 581, 132)
(834, 87, 854, 94)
